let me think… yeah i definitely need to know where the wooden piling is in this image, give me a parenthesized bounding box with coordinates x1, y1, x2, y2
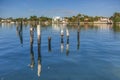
(48, 36, 51, 52)
(66, 28, 69, 44)
(37, 24, 41, 77)
(30, 25, 35, 69)
(77, 28, 80, 50)
(18, 20, 23, 45)
(30, 26, 34, 44)
(37, 25, 41, 44)
(61, 35, 64, 53)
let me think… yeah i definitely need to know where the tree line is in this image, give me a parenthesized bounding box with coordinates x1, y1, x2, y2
(0, 12, 120, 23)
(0, 16, 52, 23)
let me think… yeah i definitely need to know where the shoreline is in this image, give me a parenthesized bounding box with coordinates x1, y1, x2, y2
(0, 21, 120, 24)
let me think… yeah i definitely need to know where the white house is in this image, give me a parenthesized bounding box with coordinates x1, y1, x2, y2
(100, 17, 109, 22)
(52, 16, 68, 24)
(94, 17, 113, 24)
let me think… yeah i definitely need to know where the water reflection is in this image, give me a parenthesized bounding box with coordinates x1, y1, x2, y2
(59, 24, 70, 55)
(37, 40, 41, 77)
(112, 24, 120, 32)
(29, 25, 35, 69)
(1, 22, 120, 79)
(1, 23, 14, 28)
(52, 24, 60, 31)
(93, 24, 113, 30)
(29, 24, 42, 77)
(16, 22, 23, 46)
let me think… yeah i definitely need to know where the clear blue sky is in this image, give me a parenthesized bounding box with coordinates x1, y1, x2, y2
(0, 0, 120, 18)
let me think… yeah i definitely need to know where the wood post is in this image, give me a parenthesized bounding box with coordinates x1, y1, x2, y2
(48, 36, 51, 52)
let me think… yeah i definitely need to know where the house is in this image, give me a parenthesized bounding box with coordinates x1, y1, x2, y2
(94, 17, 113, 24)
(52, 16, 68, 24)
(52, 16, 61, 24)
(1, 19, 6, 23)
(99, 17, 109, 22)
(84, 18, 89, 24)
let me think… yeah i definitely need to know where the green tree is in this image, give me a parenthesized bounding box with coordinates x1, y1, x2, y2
(23, 18, 28, 22)
(111, 12, 120, 23)
(0, 17, 2, 22)
(15, 18, 23, 22)
(94, 16, 100, 21)
(112, 24, 120, 32)
(39, 16, 52, 22)
(89, 16, 94, 22)
(29, 16, 38, 21)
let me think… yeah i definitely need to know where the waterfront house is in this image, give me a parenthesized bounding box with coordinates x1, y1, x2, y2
(94, 17, 113, 24)
(1, 19, 6, 23)
(52, 16, 61, 24)
(84, 18, 89, 24)
(100, 17, 109, 22)
(52, 16, 68, 24)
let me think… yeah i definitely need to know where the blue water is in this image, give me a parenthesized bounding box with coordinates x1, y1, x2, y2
(0, 23, 120, 80)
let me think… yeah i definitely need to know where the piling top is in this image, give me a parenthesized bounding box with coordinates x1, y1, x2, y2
(30, 26, 34, 31)
(37, 25, 40, 27)
(61, 29, 64, 36)
(66, 29, 69, 36)
(37, 25, 41, 36)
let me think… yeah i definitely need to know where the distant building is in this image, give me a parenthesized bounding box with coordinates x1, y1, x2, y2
(62, 18, 68, 24)
(1, 19, 13, 23)
(52, 16, 68, 24)
(94, 17, 113, 24)
(52, 16, 61, 24)
(84, 18, 89, 23)
(6, 19, 11, 23)
(99, 17, 109, 22)
(53, 16, 61, 21)
(1, 19, 6, 22)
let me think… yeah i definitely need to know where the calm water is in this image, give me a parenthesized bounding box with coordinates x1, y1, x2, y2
(0, 23, 120, 80)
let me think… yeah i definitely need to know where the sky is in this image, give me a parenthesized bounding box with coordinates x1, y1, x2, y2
(0, 0, 120, 18)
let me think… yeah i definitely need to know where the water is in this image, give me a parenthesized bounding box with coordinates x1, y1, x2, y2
(0, 23, 120, 80)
